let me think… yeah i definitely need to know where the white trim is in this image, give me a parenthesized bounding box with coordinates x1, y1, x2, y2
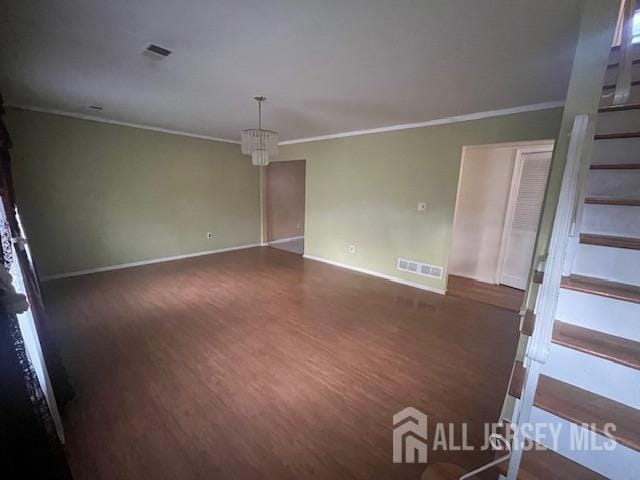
(303, 254, 446, 295)
(279, 101, 565, 145)
(268, 235, 304, 245)
(9, 100, 564, 147)
(11, 100, 565, 145)
(463, 139, 555, 151)
(7, 104, 240, 144)
(41, 243, 261, 281)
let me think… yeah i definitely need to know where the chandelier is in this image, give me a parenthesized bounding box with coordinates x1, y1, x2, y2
(241, 96, 278, 166)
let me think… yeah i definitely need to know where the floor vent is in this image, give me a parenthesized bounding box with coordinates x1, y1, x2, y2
(397, 258, 443, 279)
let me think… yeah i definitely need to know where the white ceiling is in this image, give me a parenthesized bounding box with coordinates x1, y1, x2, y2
(0, 0, 580, 142)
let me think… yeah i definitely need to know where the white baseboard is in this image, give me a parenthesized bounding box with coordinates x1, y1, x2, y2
(303, 254, 446, 295)
(41, 243, 262, 281)
(268, 235, 304, 245)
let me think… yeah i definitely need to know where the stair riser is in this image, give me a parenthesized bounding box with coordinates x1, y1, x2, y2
(602, 61, 640, 87)
(516, 404, 640, 480)
(597, 109, 640, 134)
(582, 204, 640, 239)
(573, 244, 640, 286)
(600, 83, 640, 107)
(557, 288, 640, 341)
(586, 169, 640, 200)
(606, 44, 640, 69)
(542, 343, 640, 409)
(601, 92, 640, 111)
(592, 137, 640, 164)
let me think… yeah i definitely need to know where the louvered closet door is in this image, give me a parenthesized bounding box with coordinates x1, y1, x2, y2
(500, 150, 552, 290)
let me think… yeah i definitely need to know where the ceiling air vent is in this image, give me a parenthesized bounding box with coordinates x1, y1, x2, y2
(144, 44, 172, 60)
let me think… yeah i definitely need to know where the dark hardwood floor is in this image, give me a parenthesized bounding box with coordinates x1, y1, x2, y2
(446, 275, 524, 312)
(43, 247, 519, 480)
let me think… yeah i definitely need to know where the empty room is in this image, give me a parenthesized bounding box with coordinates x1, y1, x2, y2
(1, 1, 638, 479)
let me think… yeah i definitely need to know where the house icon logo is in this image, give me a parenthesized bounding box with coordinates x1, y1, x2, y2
(393, 407, 428, 463)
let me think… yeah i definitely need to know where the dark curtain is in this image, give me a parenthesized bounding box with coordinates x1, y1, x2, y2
(0, 95, 73, 478)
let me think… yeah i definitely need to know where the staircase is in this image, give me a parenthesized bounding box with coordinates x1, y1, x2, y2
(501, 19, 640, 480)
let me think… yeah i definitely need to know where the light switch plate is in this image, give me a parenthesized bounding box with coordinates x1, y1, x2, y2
(417, 202, 427, 211)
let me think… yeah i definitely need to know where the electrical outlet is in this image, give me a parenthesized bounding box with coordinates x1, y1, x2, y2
(207, 232, 214, 239)
(296, 223, 301, 229)
(348, 244, 356, 254)
(417, 202, 427, 211)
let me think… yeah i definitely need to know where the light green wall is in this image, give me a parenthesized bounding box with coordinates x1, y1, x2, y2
(6, 106, 569, 286)
(6, 108, 261, 277)
(277, 108, 564, 291)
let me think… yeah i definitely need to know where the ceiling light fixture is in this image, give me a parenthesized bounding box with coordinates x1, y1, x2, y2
(241, 96, 278, 166)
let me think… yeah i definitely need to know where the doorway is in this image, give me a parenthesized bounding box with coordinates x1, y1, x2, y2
(448, 141, 553, 293)
(496, 149, 553, 289)
(265, 159, 306, 255)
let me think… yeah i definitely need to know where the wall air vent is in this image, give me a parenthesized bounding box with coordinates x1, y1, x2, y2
(144, 44, 172, 60)
(397, 258, 443, 279)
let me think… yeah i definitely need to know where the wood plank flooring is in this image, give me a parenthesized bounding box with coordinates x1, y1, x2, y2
(43, 247, 519, 480)
(446, 275, 524, 312)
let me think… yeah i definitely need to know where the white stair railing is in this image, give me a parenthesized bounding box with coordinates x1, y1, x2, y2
(614, 0, 636, 105)
(505, 114, 592, 480)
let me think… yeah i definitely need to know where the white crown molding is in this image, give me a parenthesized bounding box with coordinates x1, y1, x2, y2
(9, 100, 565, 148)
(279, 100, 565, 145)
(7, 104, 241, 144)
(41, 243, 261, 281)
(303, 254, 446, 295)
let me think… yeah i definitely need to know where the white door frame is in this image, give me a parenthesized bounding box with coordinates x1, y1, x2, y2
(494, 144, 554, 285)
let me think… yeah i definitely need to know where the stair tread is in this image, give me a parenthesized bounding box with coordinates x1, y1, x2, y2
(594, 131, 640, 140)
(598, 103, 640, 112)
(494, 441, 607, 480)
(561, 274, 640, 304)
(580, 233, 640, 250)
(590, 163, 640, 169)
(520, 313, 640, 369)
(494, 421, 607, 479)
(553, 321, 640, 370)
(606, 58, 640, 69)
(510, 362, 640, 452)
(602, 79, 640, 90)
(585, 197, 640, 206)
